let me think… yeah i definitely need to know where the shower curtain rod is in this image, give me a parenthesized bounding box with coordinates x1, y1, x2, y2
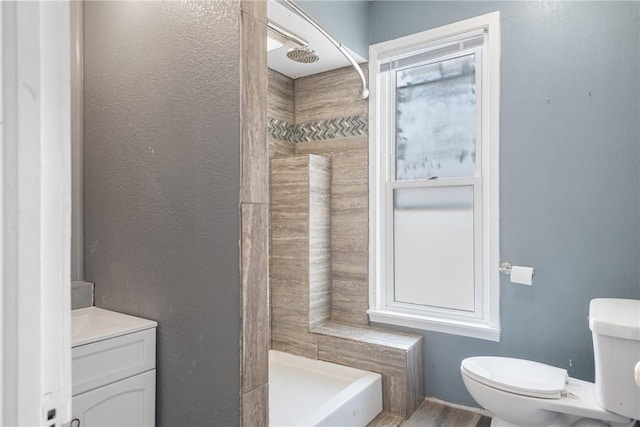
(280, 0, 369, 100)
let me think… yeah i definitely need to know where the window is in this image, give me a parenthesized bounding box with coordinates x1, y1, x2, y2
(368, 13, 501, 341)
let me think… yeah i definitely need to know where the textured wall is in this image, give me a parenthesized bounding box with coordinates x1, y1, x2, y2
(83, 2, 242, 425)
(370, 1, 640, 406)
(296, 0, 370, 59)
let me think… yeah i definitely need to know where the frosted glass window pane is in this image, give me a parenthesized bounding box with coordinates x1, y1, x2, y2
(393, 186, 475, 311)
(396, 54, 476, 180)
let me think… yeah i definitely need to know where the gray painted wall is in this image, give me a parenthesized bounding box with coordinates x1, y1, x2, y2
(370, 1, 640, 406)
(83, 2, 241, 425)
(298, 0, 370, 58)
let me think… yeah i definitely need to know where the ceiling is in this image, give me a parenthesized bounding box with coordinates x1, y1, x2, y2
(266, 0, 366, 79)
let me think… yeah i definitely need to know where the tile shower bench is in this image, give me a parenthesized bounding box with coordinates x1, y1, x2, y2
(312, 321, 423, 418)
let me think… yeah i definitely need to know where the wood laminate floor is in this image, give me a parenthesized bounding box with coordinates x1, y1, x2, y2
(368, 400, 492, 427)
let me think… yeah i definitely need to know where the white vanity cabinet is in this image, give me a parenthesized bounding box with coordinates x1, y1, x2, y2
(71, 307, 157, 427)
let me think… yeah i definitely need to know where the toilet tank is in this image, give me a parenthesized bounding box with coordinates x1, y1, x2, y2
(589, 298, 640, 420)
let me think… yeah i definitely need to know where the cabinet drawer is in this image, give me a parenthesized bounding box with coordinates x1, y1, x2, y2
(72, 328, 156, 395)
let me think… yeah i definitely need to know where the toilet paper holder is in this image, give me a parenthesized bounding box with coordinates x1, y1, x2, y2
(499, 262, 535, 277)
(498, 262, 514, 275)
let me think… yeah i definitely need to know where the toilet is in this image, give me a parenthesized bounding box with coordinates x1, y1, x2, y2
(461, 298, 640, 427)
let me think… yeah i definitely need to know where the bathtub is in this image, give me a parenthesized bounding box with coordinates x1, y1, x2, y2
(269, 350, 383, 426)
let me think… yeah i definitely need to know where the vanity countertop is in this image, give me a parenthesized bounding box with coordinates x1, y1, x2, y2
(72, 306, 157, 347)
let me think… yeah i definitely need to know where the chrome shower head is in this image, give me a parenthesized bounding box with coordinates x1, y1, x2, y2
(286, 47, 319, 64)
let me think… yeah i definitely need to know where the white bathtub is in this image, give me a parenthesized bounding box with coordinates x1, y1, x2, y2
(269, 350, 383, 426)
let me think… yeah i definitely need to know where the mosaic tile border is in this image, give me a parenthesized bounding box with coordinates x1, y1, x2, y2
(267, 117, 295, 143)
(268, 114, 367, 143)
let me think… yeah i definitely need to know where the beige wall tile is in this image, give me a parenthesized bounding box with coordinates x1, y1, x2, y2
(308, 156, 331, 328)
(271, 333, 318, 359)
(331, 177, 368, 212)
(242, 383, 268, 427)
(270, 258, 309, 282)
(241, 203, 270, 393)
(295, 137, 369, 324)
(386, 375, 408, 415)
(270, 155, 330, 358)
(241, 0, 266, 23)
(269, 137, 295, 159)
(330, 279, 369, 325)
(270, 280, 307, 311)
(406, 343, 424, 416)
(312, 322, 370, 340)
(271, 156, 313, 184)
(313, 322, 422, 349)
(296, 138, 368, 180)
(332, 250, 368, 281)
(271, 221, 310, 252)
(364, 330, 423, 351)
(241, 13, 268, 204)
(295, 65, 368, 123)
(308, 283, 331, 328)
(271, 296, 318, 358)
(268, 69, 295, 124)
(331, 215, 367, 252)
(317, 335, 407, 378)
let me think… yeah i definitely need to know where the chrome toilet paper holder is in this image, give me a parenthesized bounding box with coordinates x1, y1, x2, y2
(499, 262, 535, 277)
(498, 262, 513, 275)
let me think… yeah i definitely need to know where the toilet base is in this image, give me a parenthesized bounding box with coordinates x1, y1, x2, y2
(490, 415, 636, 427)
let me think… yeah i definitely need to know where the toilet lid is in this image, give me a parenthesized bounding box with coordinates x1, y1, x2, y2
(461, 357, 568, 399)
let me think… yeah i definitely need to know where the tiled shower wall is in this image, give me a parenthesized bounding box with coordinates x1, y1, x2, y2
(268, 65, 424, 418)
(268, 66, 370, 325)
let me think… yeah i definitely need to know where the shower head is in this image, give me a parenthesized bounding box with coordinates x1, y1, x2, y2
(286, 47, 320, 64)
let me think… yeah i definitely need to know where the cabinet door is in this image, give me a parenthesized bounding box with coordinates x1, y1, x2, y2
(72, 370, 155, 427)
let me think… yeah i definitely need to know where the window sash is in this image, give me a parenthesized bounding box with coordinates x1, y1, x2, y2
(381, 46, 486, 322)
(385, 47, 484, 182)
(384, 180, 484, 321)
(379, 29, 486, 71)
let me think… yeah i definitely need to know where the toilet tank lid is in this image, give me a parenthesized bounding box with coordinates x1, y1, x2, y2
(589, 299, 640, 341)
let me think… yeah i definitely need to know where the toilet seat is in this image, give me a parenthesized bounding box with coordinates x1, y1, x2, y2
(461, 357, 568, 399)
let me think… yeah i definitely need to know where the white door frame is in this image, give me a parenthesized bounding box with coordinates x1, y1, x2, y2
(1, 1, 72, 425)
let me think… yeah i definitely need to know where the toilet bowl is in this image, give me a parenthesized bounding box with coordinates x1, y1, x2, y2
(460, 356, 635, 427)
(460, 298, 640, 427)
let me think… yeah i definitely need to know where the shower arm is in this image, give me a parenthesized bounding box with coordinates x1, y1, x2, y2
(280, 0, 369, 100)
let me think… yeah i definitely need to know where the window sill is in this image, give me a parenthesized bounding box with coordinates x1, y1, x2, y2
(367, 309, 500, 342)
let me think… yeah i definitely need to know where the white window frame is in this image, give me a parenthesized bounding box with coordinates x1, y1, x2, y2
(368, 12, 501, 342)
